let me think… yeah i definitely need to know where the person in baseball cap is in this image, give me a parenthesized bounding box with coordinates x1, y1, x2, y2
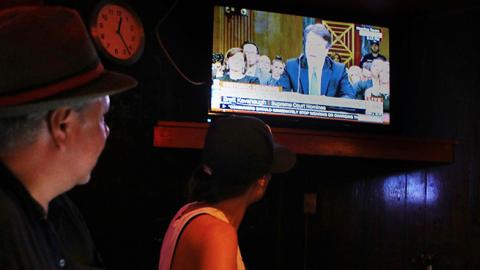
(158, 115, 295, 270)
(0, 5, 137, 269)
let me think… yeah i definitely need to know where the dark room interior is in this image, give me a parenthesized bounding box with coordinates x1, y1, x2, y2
(2, 0, 480, 269)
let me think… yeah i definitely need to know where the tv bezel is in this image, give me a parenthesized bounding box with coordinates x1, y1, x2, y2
(205, 2, 399, 134)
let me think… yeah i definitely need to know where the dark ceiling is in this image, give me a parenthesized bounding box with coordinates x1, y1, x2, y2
(1, 0, 479, 18)
(296, 0, 477, 14)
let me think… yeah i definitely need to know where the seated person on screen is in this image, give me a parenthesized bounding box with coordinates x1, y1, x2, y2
(242, 41, 261, 78)
(276, 23, 355, 98)
(257, 55, 272, 85)
(212, 52, 225, 79)
(364, 59, 390, 111)
(217, 48, 260, 84)
(349, 65, 372, 100)
(266, 56, 285, 86)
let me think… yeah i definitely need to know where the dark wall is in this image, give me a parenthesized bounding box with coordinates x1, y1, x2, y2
(37, 0, 480, 269)
(298, 8, 480, 270)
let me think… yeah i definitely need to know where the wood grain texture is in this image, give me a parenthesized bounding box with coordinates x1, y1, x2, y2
(154, 121, 456, 163)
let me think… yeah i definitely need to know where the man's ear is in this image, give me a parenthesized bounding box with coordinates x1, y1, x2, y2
(251, 176, 270, 202)
(258, 178, 267, 188)
(47, 107, 75, 148)
(258, 173, 272, 188)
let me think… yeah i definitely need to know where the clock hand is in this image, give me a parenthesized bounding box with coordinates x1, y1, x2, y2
(118, 32, 132, 55)
(116, 16, 122, 34)
(116, 16, 131, 55)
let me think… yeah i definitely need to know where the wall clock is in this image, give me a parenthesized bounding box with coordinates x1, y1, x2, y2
(90, 1, 145, 65)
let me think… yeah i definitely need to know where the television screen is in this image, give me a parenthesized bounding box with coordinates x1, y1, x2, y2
(210, 6, 390, 125)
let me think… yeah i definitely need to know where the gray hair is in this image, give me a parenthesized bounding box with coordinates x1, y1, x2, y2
(0, 99, 93, 154)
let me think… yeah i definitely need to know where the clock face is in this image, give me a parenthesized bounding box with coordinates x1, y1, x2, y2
(90, 2, 145, 64)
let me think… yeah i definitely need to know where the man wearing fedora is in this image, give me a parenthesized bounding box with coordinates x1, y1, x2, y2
(0, 5, 137, 269)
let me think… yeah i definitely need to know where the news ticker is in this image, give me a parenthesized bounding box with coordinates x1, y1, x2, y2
(218, 98, 363, 121)
(210, 80, 388, 124)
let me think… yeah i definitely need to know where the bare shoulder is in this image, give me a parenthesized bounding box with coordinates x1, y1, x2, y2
(173, 214, 238, 270)
(185, 214, 237, 248)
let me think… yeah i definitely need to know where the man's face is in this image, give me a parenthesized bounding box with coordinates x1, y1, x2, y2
(243, 44, 259, 66)
(371, 43, 380, 54)
(348, 67, 362, 84)
(258, 56, 271, 73)
(70, 96, 110, 185)
(305, 32, 329, 64)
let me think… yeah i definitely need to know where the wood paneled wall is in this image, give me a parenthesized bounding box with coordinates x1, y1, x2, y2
(213, 7, 303, 61)
(213, 6, 254, 55)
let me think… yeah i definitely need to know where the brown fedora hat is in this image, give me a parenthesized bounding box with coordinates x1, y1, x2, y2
(0, 5, 138, 117)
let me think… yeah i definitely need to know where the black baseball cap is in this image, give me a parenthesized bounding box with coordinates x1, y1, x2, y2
(202, 115, 296, 182)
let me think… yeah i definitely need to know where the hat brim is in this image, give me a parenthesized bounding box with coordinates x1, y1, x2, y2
(0, 70, 137, 118)
(271, 144, 296, 173)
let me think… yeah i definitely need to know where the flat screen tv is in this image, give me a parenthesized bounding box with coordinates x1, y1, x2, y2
(209, 5, 390, 125)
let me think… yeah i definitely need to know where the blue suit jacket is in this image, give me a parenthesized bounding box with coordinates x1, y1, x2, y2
(277, 55, 355, 98)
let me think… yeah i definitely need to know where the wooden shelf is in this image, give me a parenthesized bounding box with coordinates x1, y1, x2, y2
(153, 121, 456, 163)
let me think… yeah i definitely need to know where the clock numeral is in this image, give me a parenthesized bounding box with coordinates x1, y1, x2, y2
(115, 48, 118, 55)
(106, 43, 110, 48)
(116, 10, 122, 16)
(100, 33, 105, 39)
(108, 9, 114, 15)
(101, 13, 108, 20)
(99, 22, 104, 28)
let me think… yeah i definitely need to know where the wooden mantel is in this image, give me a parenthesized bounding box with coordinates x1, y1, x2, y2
(153, 121, 456, 163)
